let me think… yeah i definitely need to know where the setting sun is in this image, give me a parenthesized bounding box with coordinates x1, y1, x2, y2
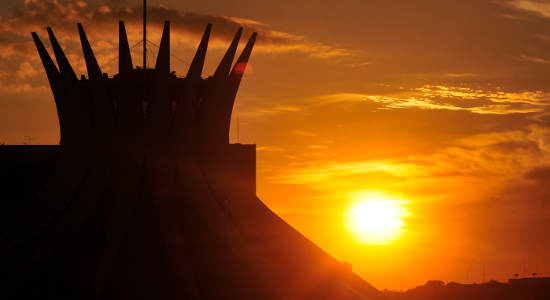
(347, 193, 409, 245)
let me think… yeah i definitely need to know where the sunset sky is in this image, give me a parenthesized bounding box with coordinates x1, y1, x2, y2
(2, 0, 550, 290)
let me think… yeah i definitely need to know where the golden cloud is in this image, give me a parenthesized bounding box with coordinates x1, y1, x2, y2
(506, 0, 550, 18)
(316, 85, 550, 115)
(266, 123, 550, 206)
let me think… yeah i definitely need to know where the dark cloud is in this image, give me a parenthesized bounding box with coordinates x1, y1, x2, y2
(1, 0, 349, 56)
(0, 0, 352, 105)
(525, 165, 550, 182)
(294, 0, 550, 91)
(489, 141, 542, 154)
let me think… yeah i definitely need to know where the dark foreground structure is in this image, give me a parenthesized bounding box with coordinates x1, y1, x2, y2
(0, 14, 384, 300)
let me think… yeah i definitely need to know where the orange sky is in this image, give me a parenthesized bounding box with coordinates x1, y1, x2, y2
(1, 0, 550, 290)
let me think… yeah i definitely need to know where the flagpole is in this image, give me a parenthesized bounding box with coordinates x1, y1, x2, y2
(143, 0, 147, 68)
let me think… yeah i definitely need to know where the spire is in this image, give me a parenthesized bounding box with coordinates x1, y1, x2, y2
(213, 27, 243, 79)
(186, 24, 212, 79)
(47, 27, 77, 81)
(31, 32, 60, 87)
(155, 21, 170, 73)
(143, 0, 147, 68)
(119, 21, 133, 74)
(229, 32, 257, 87)
(32, 32, 65, 145)
(77, 23, 102, 79)
(218, 33, 257, 145)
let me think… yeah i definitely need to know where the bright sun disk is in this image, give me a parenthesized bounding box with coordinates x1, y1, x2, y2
(347, 192, 409, 245)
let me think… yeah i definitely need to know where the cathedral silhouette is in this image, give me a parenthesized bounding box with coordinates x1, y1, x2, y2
(0, 3, 384, 299)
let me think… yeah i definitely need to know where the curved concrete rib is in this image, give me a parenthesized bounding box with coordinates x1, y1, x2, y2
(47, 27, 77, 81)
(31, 32, 64, 143)
(195, 31, 252, 149)
(218, 32, 257, 143)
(31, 32, 61, 88)
(118, 21, 133, 74)
(187, 24, 212, 79)
(31, 79, 116, 263)
(4, 42, 97, 241)
(229, 32, 257, 89)
(78, 23, 103, 79)
(155, 21, 170, 73)
(213, 27, 243, 79)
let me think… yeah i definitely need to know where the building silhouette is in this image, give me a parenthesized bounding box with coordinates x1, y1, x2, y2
(383, 278, 550, 300)
(0, 4, 384, 299)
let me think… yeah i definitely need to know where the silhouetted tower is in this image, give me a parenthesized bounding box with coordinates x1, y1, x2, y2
(0, 1, 386, 299)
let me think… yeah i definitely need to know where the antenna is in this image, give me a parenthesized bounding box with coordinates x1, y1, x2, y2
(237, 111, 240, 143)
(143, 0, 147, 68)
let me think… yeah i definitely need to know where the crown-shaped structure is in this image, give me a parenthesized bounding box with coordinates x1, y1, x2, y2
(1, 13, 383, 300)
(32, 21, 256, 152)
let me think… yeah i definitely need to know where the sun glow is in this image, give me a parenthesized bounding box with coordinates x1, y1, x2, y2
(347, 192, 409, 245)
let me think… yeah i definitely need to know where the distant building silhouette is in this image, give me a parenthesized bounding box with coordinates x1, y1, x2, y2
(0, 2, 384, 299)
(383, 277, 550, 300)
